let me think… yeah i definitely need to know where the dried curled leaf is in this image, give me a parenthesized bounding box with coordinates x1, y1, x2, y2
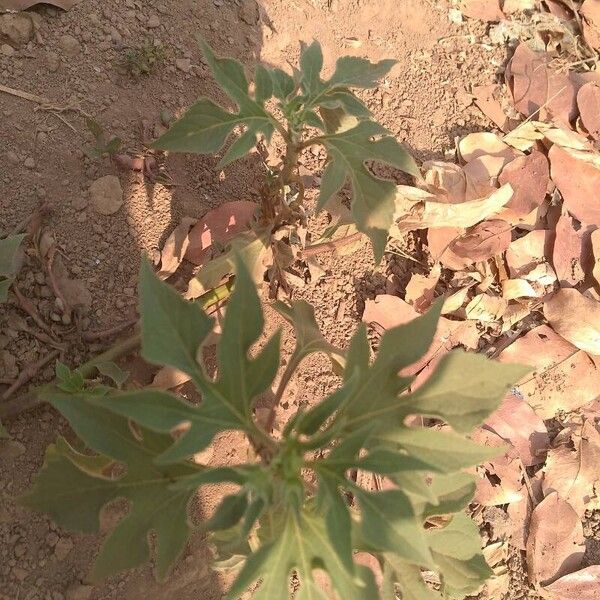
(526, 492, 585, 587)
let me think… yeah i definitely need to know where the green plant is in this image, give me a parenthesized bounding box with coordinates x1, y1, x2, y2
(155, 38, 419, 264)
(85, 118, 123, 160)
(19, 40, 528, 598)
(22, 257, 526, 597)
(124, 40, 167, 77)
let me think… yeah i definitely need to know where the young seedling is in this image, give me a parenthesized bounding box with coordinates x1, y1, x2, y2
(85, 118, 123, 160)
(124, 39, 167, 77)
(19, 40, 528, 598)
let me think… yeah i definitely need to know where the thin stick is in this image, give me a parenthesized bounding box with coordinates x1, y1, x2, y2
(2, 350, 60, 401)
(0, 83, 92, 118)
(303, 232, 363, 257)
(81, 318, 138, 342)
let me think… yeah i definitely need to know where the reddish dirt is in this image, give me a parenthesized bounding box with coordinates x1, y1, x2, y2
(0, 0, 509, 598)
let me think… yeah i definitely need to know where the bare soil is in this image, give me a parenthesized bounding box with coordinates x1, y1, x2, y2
(0, 0, 509, 598)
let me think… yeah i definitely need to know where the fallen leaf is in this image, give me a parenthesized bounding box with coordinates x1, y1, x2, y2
(472, 428, 525, 506)
(465, 293, 508, 322)
(442, 286, 471, 314)
(507, 494, 532, 551)
(472, 84, 511, 131)
(542, 420, 600, 516)
(463, 155, 506, 199)
(421, 160, 467, 203)
(577, 82, 600, 140)
(551, 214, 593, 287)
(502, 278, 538, 300)
(150, 366, 191, 390)
(544, 126, 594, 151)
(497, 150, 549, 217)
(581, 0, 600, 50)
(503, 0, 537, 12)
(544, 0, 574, 20)
(526, 492, 585, 586)
(484, 393, 549, 466)
(185, 201, 257, 266)
(0, 0, 79, 9)
(544, 288, 600, 355)
(427, 227, 472, 271)
(544, 565, 600, 599)
(505, 230, 548, 277)
(362, 295, 477, 375)
(549, 144, 600, 225)
(450, 220, 512, 263)
(506, 43, 577, 126)
(459, 132, 519, 163)
(501, 303, 532, 333)
(395, 184, 514, 231)
(503, 120, 551, 152)
(592, 229, 600, 286)
(157, 217, 197, 280)
(460, 0, 504, 22)
(404, 264, 441, 313)
(499, 325, 600, 418)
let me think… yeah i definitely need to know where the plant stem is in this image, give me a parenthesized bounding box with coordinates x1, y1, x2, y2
(0, 333, 141, 420)
(263, 355, 301, 435)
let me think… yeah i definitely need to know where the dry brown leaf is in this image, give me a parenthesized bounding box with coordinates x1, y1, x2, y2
(484, 393, 549, 466)
(460, 0, 504, 21)
(507, 494, 532, 550)
(472, 428, 525, 506)
(544, 288, 600, 355)
(497, 150, 549, 218)
(427, 227, 472, 271)
(472, 84, 511, 131)
(551, 214, 593, 287)
(503, 0, 537, 12)
(421, 160, 467, 203)
(157, 217, 197, 280)
(185, 201, 257, 265)
(526, 492, 585, 587)
(549, 144, 600, 225)
(362, 295, 477, 375)
(542, 421, 600, 516)
(505, 230, 548, 277)
(459, 132, 519, 163)
(577, 82, 600, 140)
(544, 565, 600, 599)
(581, 0, 600, 50)
(404, 264, 441, 313)
(503, 120, 551, 151)
(451, 220, 512, 263)
(395, 184, 514, 231)
(0, 0, 78, 9)
(463, 155, 506, 200)
(150, 366, 191, 390)
(499, 325, 600, 418)
(592, 229, 600, 286)
(506, 43, 577, 126)
(501, 302, 532, 333)
(441, 286, 471, 314)
(502, 278, 538, 300)
(465, 293, 508, 322)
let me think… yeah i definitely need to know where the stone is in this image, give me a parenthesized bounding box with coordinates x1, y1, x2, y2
(24, 157, 35, 169)
(0, 14, 33, 47)
(46, 51, 60, 72)
(175, 57, 191, 73)
(0, 43, 15, 57)
(66, 585, 93, 600)
(6, 151, 18, 165)
(54, 537, 73, 561)
(89, 175, 123, 215)
(58, 34, 81, 57)
(147, 14, 160, 28)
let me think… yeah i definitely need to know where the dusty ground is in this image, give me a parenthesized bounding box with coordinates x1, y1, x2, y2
(0, 0, 510, 598)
